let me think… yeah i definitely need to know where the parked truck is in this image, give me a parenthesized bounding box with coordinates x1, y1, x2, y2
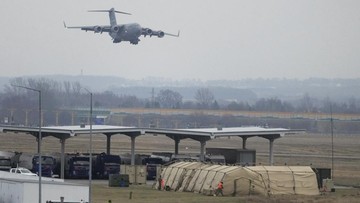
(32, 155, 56, 177)
(93, 153, 121, 179)
(142, 157, 163, 180)
(65, 154, 90, 179)
(0, 151, 16, 171)
(0, 156, 12, 172)
(15, 153, 56, 177)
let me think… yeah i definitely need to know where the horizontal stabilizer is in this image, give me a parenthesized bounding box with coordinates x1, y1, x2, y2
(88, 8, 131, 15)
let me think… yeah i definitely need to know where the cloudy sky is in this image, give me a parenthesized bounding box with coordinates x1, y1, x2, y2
(0, 0, 359, 80)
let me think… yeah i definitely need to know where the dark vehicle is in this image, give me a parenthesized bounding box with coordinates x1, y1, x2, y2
(0, 151, 17, 172)
(205, 155, 226, 164)
(0, 157, 12, 172)
(14, 153, 56, 177)
(151, 152, 172, 163)
(170, 154, 193, 162)
(66, 155, 90, 179)
(32, 155, 56, 177)
(93, 153, 121, 179)
(119, 155, 131, 165)
(142, 157, 163, 180)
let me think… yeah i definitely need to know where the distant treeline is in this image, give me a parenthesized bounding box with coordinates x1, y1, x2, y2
(109, 113, 360, 134)
(0, 77, 359, 133)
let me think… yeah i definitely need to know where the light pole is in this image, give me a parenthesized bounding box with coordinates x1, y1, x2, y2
(330, 103, 334, 180)
(12, 84, 42, 203)
(83, 88, 93, 203)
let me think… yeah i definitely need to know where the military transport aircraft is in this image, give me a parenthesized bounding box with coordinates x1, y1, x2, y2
(64, 8, 179, 45)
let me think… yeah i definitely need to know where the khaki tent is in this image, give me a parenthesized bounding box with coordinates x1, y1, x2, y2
(160, 162, 188, 187)
(178, 162, 205, 192)
(156, 162, 205, 190)
(242, 166, 320, 196)
(159, 162, 319, 196)
(170, 162, 202, 190)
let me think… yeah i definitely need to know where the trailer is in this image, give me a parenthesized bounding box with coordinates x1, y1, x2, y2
(0, 170, 88, 203)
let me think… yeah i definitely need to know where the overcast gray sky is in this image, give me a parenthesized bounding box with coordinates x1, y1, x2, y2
(0, 0, 359, 80)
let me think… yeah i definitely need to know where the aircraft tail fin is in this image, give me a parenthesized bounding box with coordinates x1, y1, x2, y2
(88, 8, 131, 26)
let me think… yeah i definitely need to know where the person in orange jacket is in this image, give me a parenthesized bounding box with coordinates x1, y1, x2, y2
(215, 181, 224, 196)
(158, 176, 162, 190)
(161, 178, 165, 190)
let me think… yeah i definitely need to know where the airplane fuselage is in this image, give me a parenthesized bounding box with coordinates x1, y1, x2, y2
(110, 23, 142, 44)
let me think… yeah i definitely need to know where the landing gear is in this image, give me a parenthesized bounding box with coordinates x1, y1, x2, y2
(130, 39, 139, 45)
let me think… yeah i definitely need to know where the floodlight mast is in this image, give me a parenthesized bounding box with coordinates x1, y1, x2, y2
(330, 103, 334, 180)
(83, 87, 93, 203)
(12, 84, 42, 203)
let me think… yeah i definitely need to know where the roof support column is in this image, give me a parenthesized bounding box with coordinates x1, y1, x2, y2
(36, 136, 42, 154)
(60, 138, 66, 179)
(71, 112, 75, 125)
(125, 132, 142, 166)
(130, 136, 136, 165)
(242, 137, 248, 149)
(174, 137, 180, 155)
(106, 134, 112, 154)
(200, 140, 206, 162)
(269, 138, 274, 166)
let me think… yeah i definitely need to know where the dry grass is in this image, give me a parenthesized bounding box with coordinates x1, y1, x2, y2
(91, 181, 360, 203)
(1, 131, 360, 202)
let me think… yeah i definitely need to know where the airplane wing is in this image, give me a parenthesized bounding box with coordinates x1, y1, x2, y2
(141, 28, 180, 38)
(63, 22, 112, 33)
(165, 30, 180, 37)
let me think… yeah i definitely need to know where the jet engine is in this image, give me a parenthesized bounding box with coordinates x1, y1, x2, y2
(156, 31, 165, 38)
(111, 25, 121, 33)
(152, 31, 165, 38)
(142, 28, 165, 38)
(94, 26, 103, 33)
(145, 28, 152, 36)
(142, 28, 153, 37)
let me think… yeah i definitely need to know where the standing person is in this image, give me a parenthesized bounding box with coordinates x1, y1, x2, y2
(161, 178, 165, 190)
(215, 181, 224, 196)
(158, 176, 163, 190)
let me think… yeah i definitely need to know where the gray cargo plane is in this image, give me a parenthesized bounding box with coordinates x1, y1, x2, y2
(64, 8, 179, 45)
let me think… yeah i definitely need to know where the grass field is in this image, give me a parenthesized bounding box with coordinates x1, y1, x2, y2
(91, 181, 360, 203)
(1, 131, 360, 202)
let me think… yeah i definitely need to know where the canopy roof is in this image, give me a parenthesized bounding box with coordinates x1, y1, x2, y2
(0, 125, 302, 141)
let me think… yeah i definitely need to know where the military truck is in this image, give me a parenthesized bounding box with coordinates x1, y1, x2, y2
(0, 156, 12, 171)
(65, 154, 90, 179)
(93, 153, 121, 179)
(142, 157, 163, 180)
(0, 151, 15, 171)
(15, 153, 56, 177)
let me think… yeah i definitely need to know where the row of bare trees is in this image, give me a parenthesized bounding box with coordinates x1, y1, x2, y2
(1, 77, 360, 115)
